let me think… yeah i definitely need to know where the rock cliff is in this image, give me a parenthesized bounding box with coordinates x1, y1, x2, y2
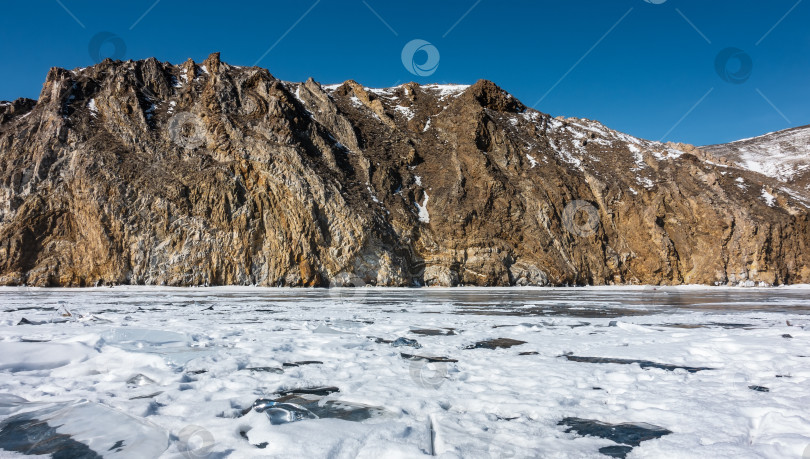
(1, 53, 808, 286)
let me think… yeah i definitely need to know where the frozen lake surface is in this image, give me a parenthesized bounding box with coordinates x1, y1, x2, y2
(1, 286, 809, 458)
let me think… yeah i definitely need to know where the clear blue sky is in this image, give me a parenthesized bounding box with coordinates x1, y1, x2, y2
(1, 0, 807, 146)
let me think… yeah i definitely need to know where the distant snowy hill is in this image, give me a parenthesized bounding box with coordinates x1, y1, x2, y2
(703, 125, 810, 193)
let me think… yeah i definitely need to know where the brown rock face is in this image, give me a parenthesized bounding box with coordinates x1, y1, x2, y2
(0, 53, 808, 287)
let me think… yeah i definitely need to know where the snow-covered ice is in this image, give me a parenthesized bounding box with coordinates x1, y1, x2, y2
(1, 286, 810, 458)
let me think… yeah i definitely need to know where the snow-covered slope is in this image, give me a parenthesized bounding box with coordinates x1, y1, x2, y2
(703, 125, 810, 190)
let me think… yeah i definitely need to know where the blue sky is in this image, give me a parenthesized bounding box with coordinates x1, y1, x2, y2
(1, 0, 807, 146)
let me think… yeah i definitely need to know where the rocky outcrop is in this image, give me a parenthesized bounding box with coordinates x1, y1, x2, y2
(0, 53, 808, 287)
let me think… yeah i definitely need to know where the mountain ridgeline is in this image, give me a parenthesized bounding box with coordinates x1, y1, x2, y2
(0, 53, 808, 287)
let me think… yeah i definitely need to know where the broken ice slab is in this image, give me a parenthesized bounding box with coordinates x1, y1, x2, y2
(0, 394, 30, 416)
(249, 386, 388, 424)
(0, 399, 168, 458)
(252, 400, 319, 425)
(101, 328, 188, 352)
(562, 355, 714, 373)
(17, 317, 67, 325)
(748, 385, 770, 392)
(128, 391, 163, 400)
(465, 338, 527, 350)
(100, 328, 211, 365)
(0, 341, 96, 372)
(559, 417, 672, 458)
(277, 386, 340, 397)
(272, 394, 387, 423)
(400, 353, 458, 363)
(391, 337, 422, 348)
(126, 374, 156, 387)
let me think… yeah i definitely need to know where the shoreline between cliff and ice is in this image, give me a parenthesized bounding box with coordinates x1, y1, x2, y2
(2, 284, 810, 292)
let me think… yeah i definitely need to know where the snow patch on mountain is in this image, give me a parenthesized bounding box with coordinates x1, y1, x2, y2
(703, 126, 810, 182)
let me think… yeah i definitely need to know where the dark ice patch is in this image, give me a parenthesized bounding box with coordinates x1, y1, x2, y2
(272, 395, 386, 422)
(653, 323, 756, 330)
(599, 445, 634, 458)
(128, 392, 163, 400)
(391, 337, 421, 348)
(277, 386, 340, 397)
(282, 361, 324, 367)
(240, 430, 268, 448)
(563, 355, 713, 373)
(465, 338, 527, 350)
(410, 328, 456, 336)
(249, 388, 386, 424)
(244, 367, 284, 374)
(0, 401, 167, 458)
(559, 417, 671, 458)
(0, 417, 102, 458)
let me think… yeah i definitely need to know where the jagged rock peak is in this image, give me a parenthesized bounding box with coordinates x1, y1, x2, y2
(466, 79, 526, 113)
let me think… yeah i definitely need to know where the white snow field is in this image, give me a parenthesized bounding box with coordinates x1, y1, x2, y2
(1, 286, 810, 458)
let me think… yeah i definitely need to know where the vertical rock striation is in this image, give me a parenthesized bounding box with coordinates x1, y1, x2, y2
(0, 54, 808, 286)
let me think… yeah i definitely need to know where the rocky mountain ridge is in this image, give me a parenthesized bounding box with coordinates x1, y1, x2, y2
(0, 53, 808, 287)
